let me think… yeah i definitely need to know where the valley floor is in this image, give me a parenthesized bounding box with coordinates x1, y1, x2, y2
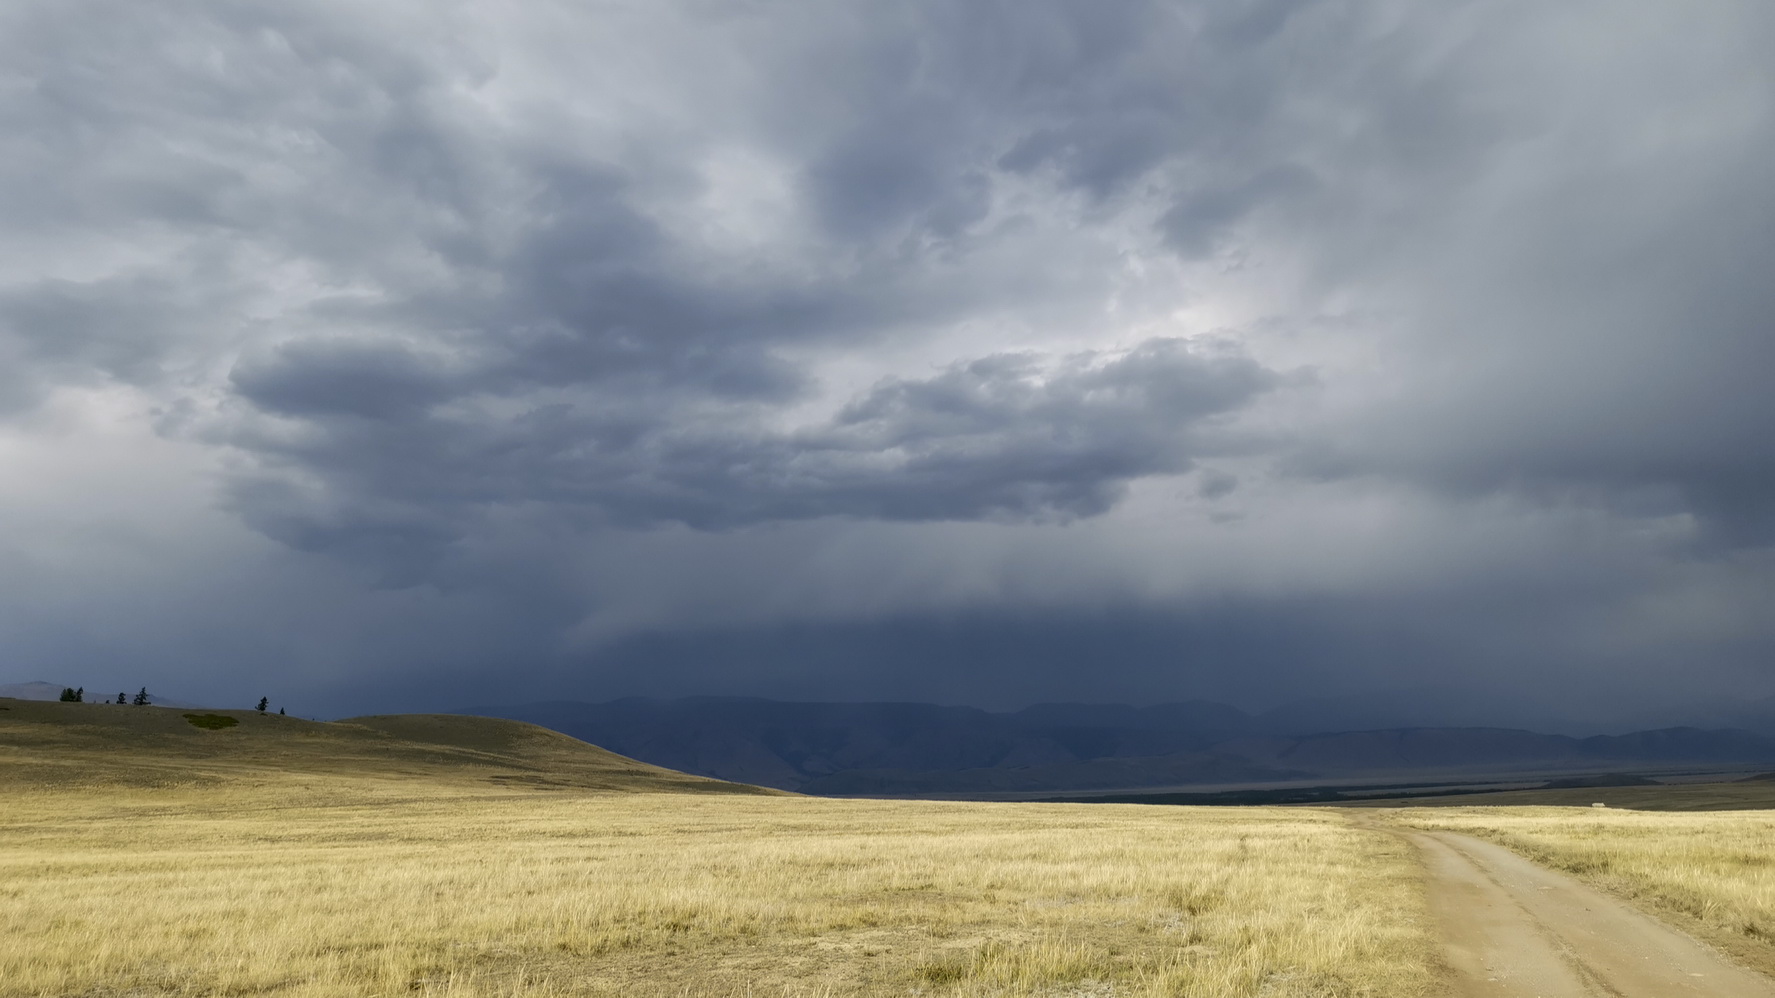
(0, 779, 1432, 998)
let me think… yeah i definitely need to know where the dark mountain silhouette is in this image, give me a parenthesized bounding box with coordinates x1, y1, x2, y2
(457, 697, 1240, 789)
(1638, 694, 1775, 736)
(459, 697, 1775, 795)
(0, 681, 73, 701)
(799, 752, 1310, 795)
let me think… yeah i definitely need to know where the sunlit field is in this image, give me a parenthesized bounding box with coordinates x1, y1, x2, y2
(1396, 806, 1775, 976)
(0, 765, 1436, 997)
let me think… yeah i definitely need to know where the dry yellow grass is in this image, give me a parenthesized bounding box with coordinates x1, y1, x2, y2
(0, 702, 1438, 998)
(0, 785, 1435, 998)
(1393, 806, 1775, 975)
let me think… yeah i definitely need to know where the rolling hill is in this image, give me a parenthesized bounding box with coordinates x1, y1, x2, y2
(0, 697, 779, 796)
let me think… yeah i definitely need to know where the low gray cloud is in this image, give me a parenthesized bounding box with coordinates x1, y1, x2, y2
(222, 335, 1279, 584)
(0, 277, 184, 411)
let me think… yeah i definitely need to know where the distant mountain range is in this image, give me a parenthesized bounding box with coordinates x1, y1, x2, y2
(0, 682, 69, 701)
(458, 696, 1775, 795)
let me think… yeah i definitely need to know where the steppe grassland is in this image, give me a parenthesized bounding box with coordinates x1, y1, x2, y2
(1398, 807, 1775, 970)
(2, 781, 1435, 998)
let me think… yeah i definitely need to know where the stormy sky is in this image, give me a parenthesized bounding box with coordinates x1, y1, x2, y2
(3, 1, 1772, 727)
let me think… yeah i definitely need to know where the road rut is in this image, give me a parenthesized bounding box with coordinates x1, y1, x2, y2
(1411, 829, 1775, 997)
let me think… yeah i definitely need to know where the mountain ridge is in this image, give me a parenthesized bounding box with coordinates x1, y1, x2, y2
(457, 696, 1775, 795)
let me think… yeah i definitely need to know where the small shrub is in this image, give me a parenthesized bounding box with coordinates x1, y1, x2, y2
(184, 713, 240, 730)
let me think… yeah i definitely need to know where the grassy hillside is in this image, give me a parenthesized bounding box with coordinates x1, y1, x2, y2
(0, 697, 777, 796)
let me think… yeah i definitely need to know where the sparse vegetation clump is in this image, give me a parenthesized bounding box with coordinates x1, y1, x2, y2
(183, 713, 240, 730)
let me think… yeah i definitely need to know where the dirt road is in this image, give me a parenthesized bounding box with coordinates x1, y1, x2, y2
(1410, 830, 1775, 997)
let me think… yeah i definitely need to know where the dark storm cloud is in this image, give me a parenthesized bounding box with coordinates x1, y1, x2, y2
(40, 0, 1320, 576)
(232, 339, 463, 421)
(1258, 4, 1775, 546)
(3, 0, 1773, 722)
(224, 336, 1279, 580)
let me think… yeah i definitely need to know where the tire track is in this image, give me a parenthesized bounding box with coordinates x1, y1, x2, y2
(1407, 829, 1775, 997)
